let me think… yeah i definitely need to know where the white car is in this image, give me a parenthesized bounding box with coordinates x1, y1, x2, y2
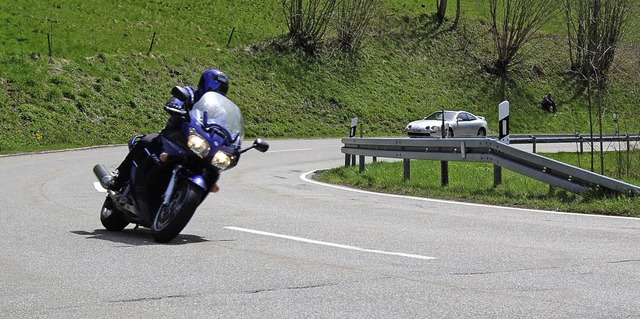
(406, 110, 488, 137)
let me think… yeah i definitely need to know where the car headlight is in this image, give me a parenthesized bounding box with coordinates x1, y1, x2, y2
(212, 151, 235, 170)
(187, 128, 210, 158)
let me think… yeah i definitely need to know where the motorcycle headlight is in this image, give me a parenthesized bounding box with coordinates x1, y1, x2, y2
(212, 151, 235, 170)
(187, 128, 210, 158)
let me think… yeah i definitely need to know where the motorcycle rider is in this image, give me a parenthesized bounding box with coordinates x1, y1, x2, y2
(105, 68, 230, 191)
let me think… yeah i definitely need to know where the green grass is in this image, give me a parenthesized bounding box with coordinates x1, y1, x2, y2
(315, 150, 640, 217)
(0, 1, 285, 57)
(1, 0, 639, 154)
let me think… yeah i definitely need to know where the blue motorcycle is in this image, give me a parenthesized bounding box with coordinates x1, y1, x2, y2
(93, 89, 268, 243)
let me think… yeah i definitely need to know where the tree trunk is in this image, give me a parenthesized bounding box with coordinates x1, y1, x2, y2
(453, 0, 461, 27)
(436, 0, 447, 23)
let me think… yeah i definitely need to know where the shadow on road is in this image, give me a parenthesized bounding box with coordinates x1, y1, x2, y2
(71, 229, 209, 245)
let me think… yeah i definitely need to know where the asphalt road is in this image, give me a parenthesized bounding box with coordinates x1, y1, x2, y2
(1, 138, 639, 318)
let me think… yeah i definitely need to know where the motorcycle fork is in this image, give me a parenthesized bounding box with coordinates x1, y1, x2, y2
(162, 165, 182, 206)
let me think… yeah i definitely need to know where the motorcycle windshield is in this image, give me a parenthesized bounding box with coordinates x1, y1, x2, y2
(191, 91, 245, 147)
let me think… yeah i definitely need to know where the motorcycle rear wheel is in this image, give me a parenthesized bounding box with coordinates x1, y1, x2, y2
(151, 178, 204, 243)
(100, 196, 129, 231)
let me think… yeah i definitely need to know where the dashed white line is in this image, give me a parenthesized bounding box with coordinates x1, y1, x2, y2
(224, 226, 436, 260)
(267, 148, 314, 153)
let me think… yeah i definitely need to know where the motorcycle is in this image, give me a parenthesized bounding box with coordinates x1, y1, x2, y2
(93, 88, 269, 243)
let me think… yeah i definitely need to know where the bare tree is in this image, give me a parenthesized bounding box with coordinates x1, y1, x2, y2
(335, 0, 381, 53)
(564, 0, 629, 173)
(487, 0, 557, 75)
(282, 0, 338, 55)
(565, 0, 628, 79)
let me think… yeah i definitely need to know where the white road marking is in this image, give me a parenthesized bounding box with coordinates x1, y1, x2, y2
(300, 170, 639, 220)
(224, 226, 436, 260)
(268, 148, 314, 153)
(94, 182, 107, 193)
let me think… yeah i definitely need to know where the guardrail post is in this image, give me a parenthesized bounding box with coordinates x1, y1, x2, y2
(441, 161, 449, 186)
(532, 136, 537, 153)
(403, 159, 411, 180)
(494, 165, 502, 186)
(359, 155, 365, 172)
(345, 154, 351, 167)
(626, 134, 630, 151)
(579, 136, 584, 154)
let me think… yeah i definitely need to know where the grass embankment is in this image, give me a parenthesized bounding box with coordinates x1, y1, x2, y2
(1, 1, 639, 154)
(316, 150, 640, 217)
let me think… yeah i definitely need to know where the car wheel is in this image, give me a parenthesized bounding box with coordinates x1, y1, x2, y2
(477, 128, 486, 136)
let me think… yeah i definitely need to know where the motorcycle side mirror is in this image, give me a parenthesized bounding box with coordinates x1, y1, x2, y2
(253, 138, 269, 153)
(171, 86, 189, 102)
(239, 138, 269, 154)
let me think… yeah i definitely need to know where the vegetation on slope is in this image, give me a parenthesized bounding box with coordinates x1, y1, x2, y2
(0, 1, 638, 153)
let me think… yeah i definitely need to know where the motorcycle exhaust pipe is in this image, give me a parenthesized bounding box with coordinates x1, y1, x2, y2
(93, 164, 113, 189)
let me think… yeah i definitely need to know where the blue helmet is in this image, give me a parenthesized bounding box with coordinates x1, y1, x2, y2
(197, 69, 229, 97)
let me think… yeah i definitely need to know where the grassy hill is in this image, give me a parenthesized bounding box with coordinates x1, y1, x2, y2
(1, 0, 638, 153)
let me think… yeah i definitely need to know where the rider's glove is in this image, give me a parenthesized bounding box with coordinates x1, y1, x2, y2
(164, 98, 187, 116)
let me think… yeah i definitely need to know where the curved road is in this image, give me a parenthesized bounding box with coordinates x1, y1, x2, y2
(1, 139, 639, 318)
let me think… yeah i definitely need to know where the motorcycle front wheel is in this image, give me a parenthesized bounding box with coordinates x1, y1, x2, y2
(100, 196, 129, 231)
(151, 178, 205, 243)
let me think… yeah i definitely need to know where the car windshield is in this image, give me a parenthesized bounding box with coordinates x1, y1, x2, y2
(424, 111, 456, 121)
(191, 92, 245, 147)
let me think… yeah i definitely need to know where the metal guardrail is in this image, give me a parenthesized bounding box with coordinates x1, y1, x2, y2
(506, 134, 640, 153)
(341, 137, 640, 196)
(507, 134, 640, 143)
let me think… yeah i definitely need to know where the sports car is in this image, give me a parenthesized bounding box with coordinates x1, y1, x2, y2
(406, 110, 488, 137)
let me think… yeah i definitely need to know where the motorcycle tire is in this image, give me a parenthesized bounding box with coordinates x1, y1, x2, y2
(100, 196, 129, 231)
(151, 178, 204, 243)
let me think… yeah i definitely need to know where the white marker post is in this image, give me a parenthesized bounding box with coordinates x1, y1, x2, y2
(349, 117, 358, 138)
(495, 101, 509, 186)
(499, 101, 510, 144)
(345, 117, 358, 166)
